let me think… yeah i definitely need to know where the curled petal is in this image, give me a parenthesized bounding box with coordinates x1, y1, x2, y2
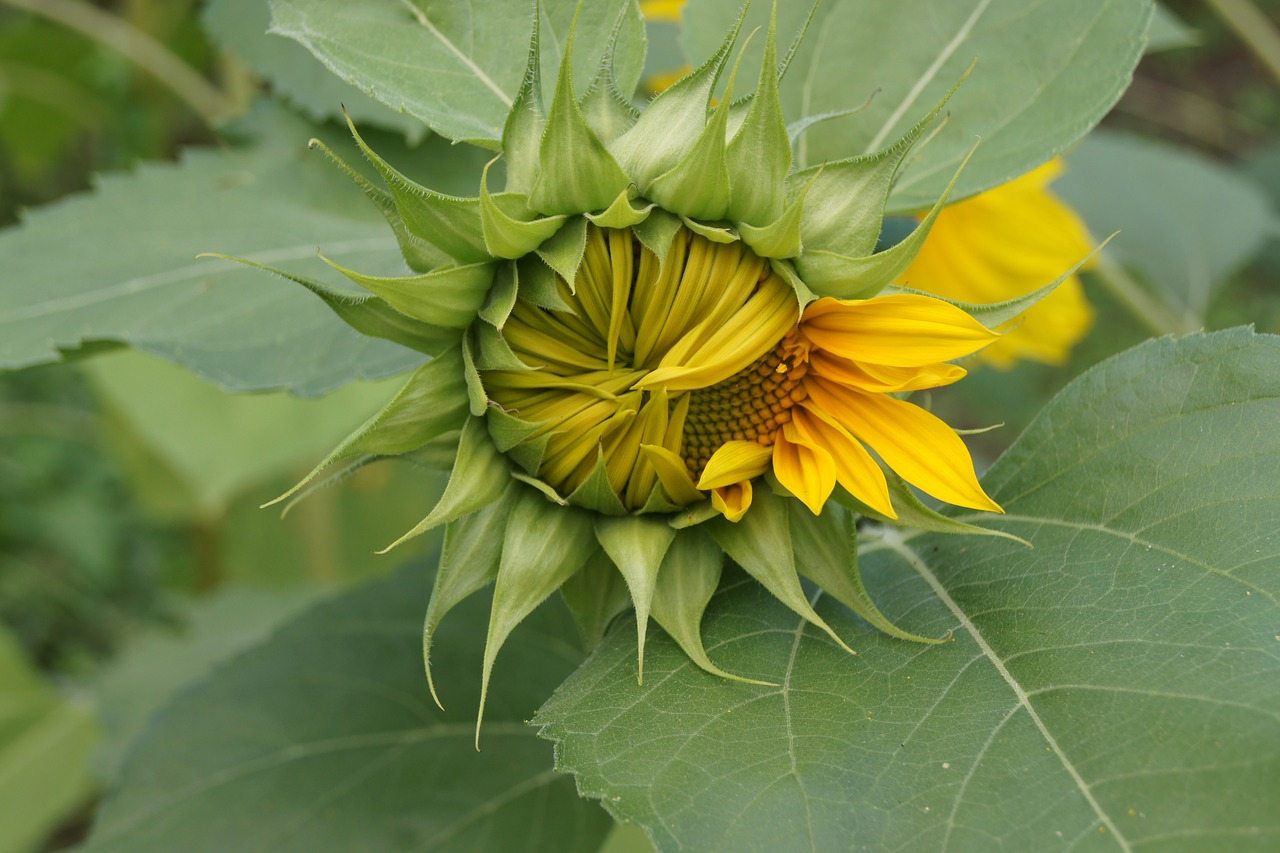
(711, 480, 753, 522)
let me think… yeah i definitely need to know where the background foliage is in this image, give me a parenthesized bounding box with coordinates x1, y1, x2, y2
(0, 1, 1278, 851)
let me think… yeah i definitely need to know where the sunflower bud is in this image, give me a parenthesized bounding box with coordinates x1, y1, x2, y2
(236, 2, 1048, 738)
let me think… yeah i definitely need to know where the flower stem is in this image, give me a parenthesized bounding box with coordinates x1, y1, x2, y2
(1204, 0, 1280, 88)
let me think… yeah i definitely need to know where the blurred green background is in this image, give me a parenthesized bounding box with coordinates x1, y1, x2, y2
(1, 1, 1278, 850)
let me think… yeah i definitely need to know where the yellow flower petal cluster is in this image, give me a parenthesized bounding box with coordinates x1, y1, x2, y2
(898, 160, 1095, 368)
(690, 294, 1002, 521)
(487, 225, 1002, 522)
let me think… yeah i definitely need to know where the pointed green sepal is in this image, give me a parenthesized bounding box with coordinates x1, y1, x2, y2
(481, 159, 568, 259)
(737, 169, 818, 259)
(791, 502, 943, 643)
(567, 449, 629, 515)
(197, 253, 455, 355)
(474, 322, 529, 371)
(500, 8, 545, 195)
(517, 255, 573, 311)
(479, 261, 519, 329)
(632, 209, 683, 269)
(308, 139, 451, 272)
(579, 1, 640, 144)
(795, 140, 979, 299)
(595, 515, 677, 683)
(264, 348, 468, 509)
(535, 216, 588, 293)
(345, 111, 489, 264)
(895, 235, 1113, 330)
(610, 5, 746, 189)
(726, 9, 790, 226)
(645, 35, 747, 221)
(318, 255, 495, 328)
(680, 217, 738, 244)
(560, 551, 631, 651)
(477, 490, 596, 746)
(423, 487, 515, 709)
(461, 331, 488, 416)
(650, 530, 775, 685)
(791, 70, 967, 257)
(486, 407, 550, 475)
(836, 471, 1030, 547)
(529, 13, 631, 214)
(709, 487, 857, 655)
(585, 186, 653, 229)
(378, 415, 510, 554)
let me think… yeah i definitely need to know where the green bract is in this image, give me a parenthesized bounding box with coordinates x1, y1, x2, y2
(232, 1, 1064, 739)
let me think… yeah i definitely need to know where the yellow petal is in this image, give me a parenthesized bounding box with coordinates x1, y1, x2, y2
(896, 158, 1095, 368)
(638, 278, 798, 392)
(791, 406, 896, 519)
(809, 350, 966, 393)
(805, 378, 1002, 513)
(711, 481, 753, 522)
(639, 444, 703, 506)
(801, 294, 998, 367)
(698, 440, 773, 490)
(772, 421, 836, 515)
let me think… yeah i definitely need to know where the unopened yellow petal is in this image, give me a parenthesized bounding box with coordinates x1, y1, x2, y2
(805, 378, 1001, 513)
(698, 440, 773, 490)
(711, 481, 753, 522)
(772, 422, 835, 515)
(639, 444, 703, 505)
(801, 294, 998, 367)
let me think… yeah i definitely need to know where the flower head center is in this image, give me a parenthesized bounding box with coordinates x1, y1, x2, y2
(483, 224, 799, 512)
(683, 331, 809, 479)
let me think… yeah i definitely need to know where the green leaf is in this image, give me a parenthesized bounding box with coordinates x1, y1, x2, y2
(203, 0, 424, 138)
(0, 628, 97, 853)
(91, 588, 319, 781)
(0, 103, 431, 395)
(84, 348, 411, 517)
(81, 561, 613, 853)
(268, 0, 646, 146)
(1057, 130, 1275, 332)
(538, 328, 1280, 850)
(682, 0, 1152, 210)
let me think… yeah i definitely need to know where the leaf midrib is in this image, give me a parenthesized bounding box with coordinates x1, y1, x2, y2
(878, 526, 1132, 851)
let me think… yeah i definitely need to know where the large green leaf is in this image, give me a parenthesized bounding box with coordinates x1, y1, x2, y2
(537, 328, 1280, 851)
(0, 627, 98, 853)
(204, 0, 425, 139)
(0, 103, 487, 395)
(85, 348, 406, 516)
(268, 0, 647, 147)
(1057, 130, 1275, 332)
(91, 587, 319, 781)
(81, 559, 612, 853)
(683, 0, 1151, 210)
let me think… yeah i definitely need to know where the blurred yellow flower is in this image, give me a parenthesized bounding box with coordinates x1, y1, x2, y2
(896, 160, 1095, 369)
(639, 0, 685, 23)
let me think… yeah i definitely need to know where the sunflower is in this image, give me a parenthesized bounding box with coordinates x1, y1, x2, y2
(222, 4, 1057, 737)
